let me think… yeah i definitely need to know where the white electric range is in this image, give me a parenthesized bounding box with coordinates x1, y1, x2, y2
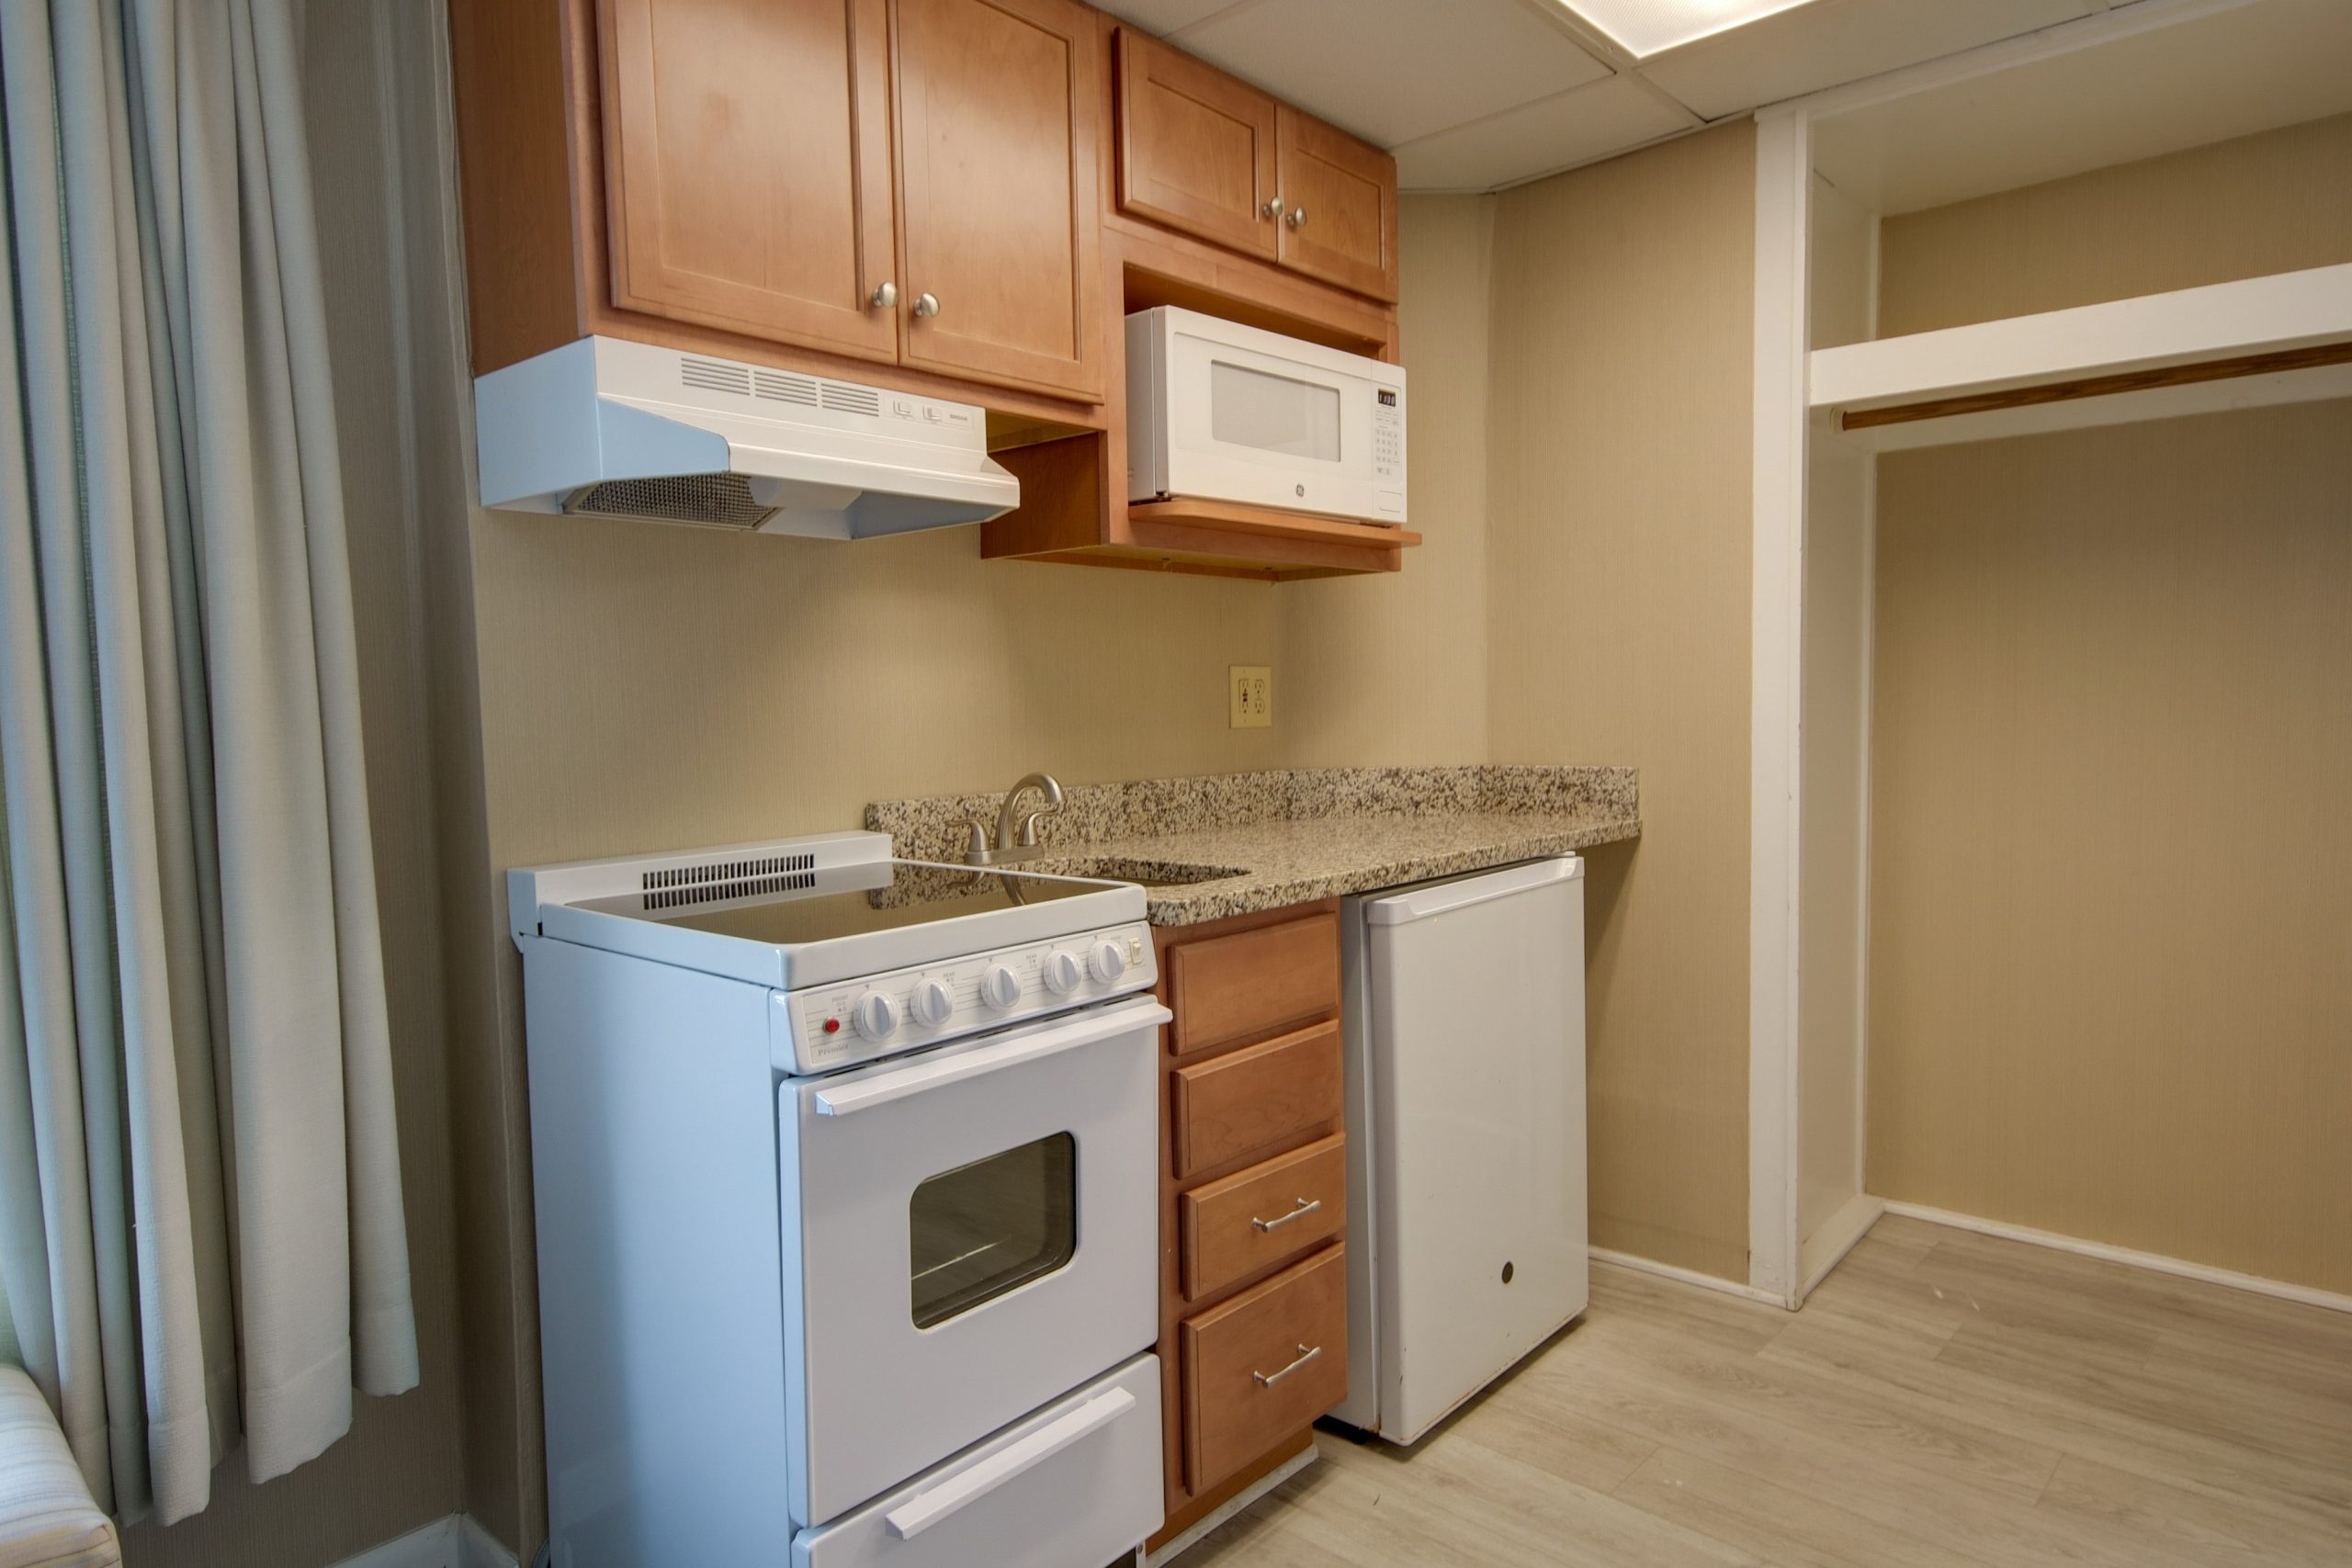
(511, 829, 1167, 1568)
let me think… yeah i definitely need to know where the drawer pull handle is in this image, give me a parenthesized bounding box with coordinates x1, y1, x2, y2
(1251, 1197, 1322, 1233)
(1253, 1343, 1322, 1388)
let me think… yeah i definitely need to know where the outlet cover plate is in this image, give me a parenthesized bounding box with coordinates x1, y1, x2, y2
(1229, 666, 1272, 728)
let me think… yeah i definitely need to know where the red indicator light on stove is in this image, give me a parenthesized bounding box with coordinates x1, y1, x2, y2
(823, 1018, 842, 1034)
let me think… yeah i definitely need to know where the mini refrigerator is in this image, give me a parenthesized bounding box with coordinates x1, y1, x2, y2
(1331, 856, 1589, 1444)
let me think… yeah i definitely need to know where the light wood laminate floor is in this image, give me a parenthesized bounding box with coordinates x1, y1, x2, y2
(1176, 1215, 2352, 1566)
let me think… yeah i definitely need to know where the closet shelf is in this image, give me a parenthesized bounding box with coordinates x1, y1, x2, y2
(1811, 262, 2352, 450)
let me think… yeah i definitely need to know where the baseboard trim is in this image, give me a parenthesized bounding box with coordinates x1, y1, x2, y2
(1146, 1441, 1318, 1565)
(1879, 1201, 2352, 1317)
(330, 1514, 519, 1568)
(1799, 1193, 1885, 1300)
(1590, 1247, 1792, 1309)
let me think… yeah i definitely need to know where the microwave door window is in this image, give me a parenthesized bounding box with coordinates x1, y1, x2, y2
(1210, 359, 1341, 462)
(909, 1132, 1078, 1329)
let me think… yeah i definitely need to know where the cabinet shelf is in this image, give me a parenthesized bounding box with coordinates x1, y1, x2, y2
(1812, 262, 2352, 450)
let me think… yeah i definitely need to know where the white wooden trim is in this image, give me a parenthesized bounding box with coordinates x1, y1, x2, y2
(1747, 107, 1811, 1309)
(1880, 1202, 2352, 1317)
(1798, 1193, 1884, 1299)
(1812, 262, 2352, 413)
(1592, 1247, 1792, 1311)
(1850, 445, 1875, 1202)
(330, 1516, 518, 1568)
(1145, 1442, 1317, 1565)
(460, 1517, 520, 1568)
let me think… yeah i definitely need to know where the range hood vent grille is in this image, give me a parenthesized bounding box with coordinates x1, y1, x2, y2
(640, 851, 819, 910)
(566, 473, 779, 529)
(754, 368, 820, 407)
(820, 382, 882, 417)
(679, 356, 752, 396)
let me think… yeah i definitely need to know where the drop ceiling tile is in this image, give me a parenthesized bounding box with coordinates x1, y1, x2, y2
(1091, 0, 1251, 36)
(1172, 0, 1612, 147)
(1640, 0, 2093, 120)
(1393, 73, 1698, 192)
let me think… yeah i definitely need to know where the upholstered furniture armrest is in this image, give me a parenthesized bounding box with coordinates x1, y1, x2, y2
(0, 1369, 118, 1568)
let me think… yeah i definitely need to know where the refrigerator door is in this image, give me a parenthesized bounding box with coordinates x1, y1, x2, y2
(1343, 857, 1589, 1444)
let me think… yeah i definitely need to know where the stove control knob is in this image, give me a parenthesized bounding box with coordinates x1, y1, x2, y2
(1042, 951, 1083, 996)
(910, 978, 956, 1028)
(853, 990, 901, 1040)
(1089, 940, 1127, 985)
(979, 964, 1022, 1010)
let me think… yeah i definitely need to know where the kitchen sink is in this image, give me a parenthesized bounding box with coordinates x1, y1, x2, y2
(1028, 856, 1249, 889)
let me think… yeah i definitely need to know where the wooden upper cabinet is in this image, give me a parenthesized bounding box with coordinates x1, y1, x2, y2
(892, 0, 1105, 401)
(1114, 28, 1278, 260)
(597, 0, 899, 363)
(1108, 34, 1400, 304)
(1275, 105, 1398, 303)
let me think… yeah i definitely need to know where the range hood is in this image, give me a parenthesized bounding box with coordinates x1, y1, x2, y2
(473, 336, 1019, 537)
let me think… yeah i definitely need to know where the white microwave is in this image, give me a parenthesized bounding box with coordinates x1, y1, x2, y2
(1125, 306, 1406, 525)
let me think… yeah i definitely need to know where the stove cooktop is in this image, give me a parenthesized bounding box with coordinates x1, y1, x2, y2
(577, 861, 1109, 945)
(514, 835, 1149, 992)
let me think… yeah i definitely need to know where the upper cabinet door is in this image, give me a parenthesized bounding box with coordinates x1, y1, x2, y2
(598, 0, 899, 362)
(1275, 106, 1399, 304)
(1114, 29, 1278, 260)
(892, 0, 1105, 402)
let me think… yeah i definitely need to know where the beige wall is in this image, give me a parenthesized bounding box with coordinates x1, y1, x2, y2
(1867, 118, 2352, 1294)
(1486, 124, 1758, 1282)
(1278, 195, 1494, 766)
(1878, 111, 2352, 334)
(118, 6, 473, 1564)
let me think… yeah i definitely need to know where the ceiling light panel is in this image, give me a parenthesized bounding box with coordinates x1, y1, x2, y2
(1554, 0, 1822, 59)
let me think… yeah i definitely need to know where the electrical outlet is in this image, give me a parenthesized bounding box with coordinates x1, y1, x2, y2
(1229, 666, 1272, 728)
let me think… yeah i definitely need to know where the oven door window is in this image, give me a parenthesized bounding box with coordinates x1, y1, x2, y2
(1209, 359, 1341, 460)
(909, 1133, 1078, 1329)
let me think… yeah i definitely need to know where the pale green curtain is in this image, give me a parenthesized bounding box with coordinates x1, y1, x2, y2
(0, 0, 416, 1526)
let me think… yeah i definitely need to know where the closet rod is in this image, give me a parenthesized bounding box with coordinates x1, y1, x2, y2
(1841, 337, 2352, 431)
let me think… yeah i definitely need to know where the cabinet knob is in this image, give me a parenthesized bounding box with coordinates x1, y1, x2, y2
(1262, 196, 1285, 220)
(912, 291, 941, 319)
(869, 281, 898, 310)
(1285, 207, 1308, 231)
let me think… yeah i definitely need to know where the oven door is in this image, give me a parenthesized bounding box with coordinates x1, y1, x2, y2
(1164, 328, 1391, 520)
(778, 994, 1166, 1529)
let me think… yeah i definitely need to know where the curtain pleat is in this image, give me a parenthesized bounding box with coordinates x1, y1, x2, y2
(0, 3, 124, 1511)
(0, 0, 417, 1526)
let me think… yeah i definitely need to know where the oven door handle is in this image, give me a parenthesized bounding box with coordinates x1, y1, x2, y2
(812, 998, 1170, 1117)
(885, 1386, 1137, 1540)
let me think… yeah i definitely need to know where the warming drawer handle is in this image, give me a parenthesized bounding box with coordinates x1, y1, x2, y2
(812, 998, 1170, 1117)
(1251, 1197, 1322, 1233)
(883, 1387, 1138, 1540)
(1252, 1343, 1323, 1389)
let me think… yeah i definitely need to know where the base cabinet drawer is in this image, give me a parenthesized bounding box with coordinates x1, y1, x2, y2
(1180, 1245, 1348, 1492)
(1168, 912, 1340, 1055)
(797, 1353, 1163, 1567)
(1170, 1022, 1341, 1179)
(1180, 1135, 1345, 1301)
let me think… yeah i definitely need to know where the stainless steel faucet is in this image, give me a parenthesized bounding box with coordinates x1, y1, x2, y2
(964, 772, 1065, 865)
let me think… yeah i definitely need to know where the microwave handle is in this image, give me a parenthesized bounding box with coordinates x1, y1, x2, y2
(884, 1387, 1137, 1539)
(811, 997, 1170, 1117)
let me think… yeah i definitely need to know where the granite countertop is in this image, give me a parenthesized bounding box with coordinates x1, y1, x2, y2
(866, 765, 1641, 925)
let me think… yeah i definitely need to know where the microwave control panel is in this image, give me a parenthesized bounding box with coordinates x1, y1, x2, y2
(1374, 385, 1406, 515)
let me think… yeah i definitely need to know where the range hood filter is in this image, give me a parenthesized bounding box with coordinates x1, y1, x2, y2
(566, 473, 778, 530)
